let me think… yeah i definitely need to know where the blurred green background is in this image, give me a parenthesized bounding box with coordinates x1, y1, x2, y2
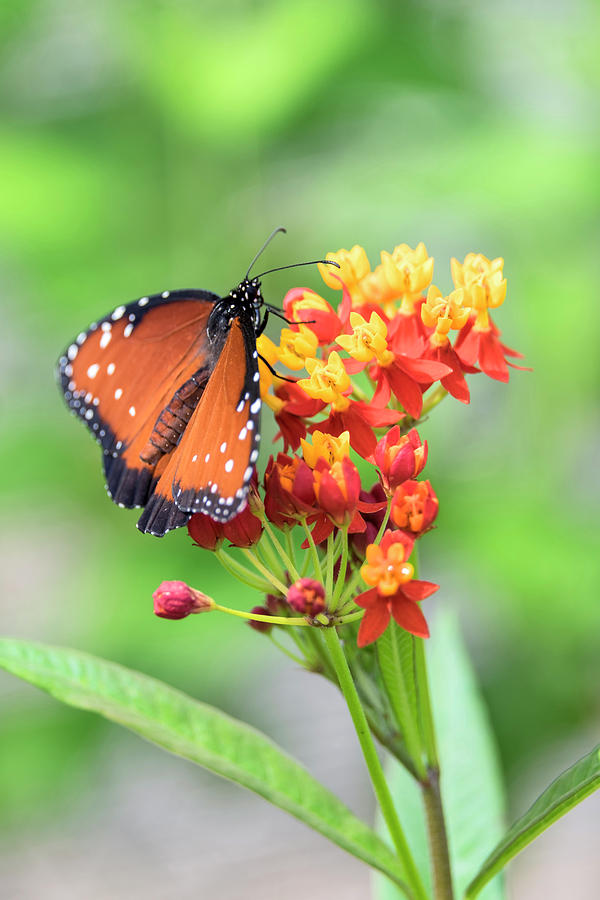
(1, 0, 599, 895)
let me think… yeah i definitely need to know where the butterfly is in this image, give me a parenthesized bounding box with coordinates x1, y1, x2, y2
(56, 228, 337, 537)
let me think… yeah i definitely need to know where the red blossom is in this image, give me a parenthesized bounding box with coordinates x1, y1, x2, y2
(373, 426, 428, 494)
(313, 399, 402, 459)
(188, 503, 263, 549)
(454, 317, 528, 383)
(313, 457, 361, 526)
(369, 354, 451, 419)
(263, 453, 315, 528)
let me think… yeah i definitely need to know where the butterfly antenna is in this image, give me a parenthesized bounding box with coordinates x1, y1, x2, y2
(255, 259, 340, 279)
(245, 227, 287, 279)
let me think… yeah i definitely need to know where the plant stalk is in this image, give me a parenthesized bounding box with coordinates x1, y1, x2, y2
(323, 627, 428, 900)
(422, 767, 454, 900)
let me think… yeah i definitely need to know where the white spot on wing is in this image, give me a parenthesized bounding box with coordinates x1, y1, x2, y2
(100, 331, 111, 348)
(67, 344, 78, 360)
(243, 466, 253, 481)
(107, 363, 115, 375)
(225, 459, 234, 472)
(192, 454, 198, 462)
(112, 306, 126, 320)
(138, 297, 149, 306)
(220, 442, 227, 453)
(114, 388, 123, 399)
(161, 290, 170, 298)
(87, 363, 100, 379)
(238, 427, 247, 440)
(250, 398, 261, 414)
(124, 323, 134, 337)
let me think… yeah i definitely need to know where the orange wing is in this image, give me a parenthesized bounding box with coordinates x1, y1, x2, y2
(57, 289, 219, 508)
(137, 318, 261, 536)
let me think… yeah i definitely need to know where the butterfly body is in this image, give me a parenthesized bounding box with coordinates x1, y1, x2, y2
(57, 279, 265, 536)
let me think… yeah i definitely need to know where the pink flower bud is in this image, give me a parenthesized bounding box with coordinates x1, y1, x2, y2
(286, 578, 326, 616)
(247, 605, 274, 633)
(152, 581, 214, 620)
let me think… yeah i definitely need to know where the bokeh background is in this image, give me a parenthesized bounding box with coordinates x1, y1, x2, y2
(1, 1, 599, 897)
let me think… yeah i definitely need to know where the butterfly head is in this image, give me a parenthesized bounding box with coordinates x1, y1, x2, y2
(207, 277, 264, 346)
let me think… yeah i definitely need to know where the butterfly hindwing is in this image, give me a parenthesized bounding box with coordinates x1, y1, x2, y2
(137, 317, 261, 536)
(57, 289, 219, 508)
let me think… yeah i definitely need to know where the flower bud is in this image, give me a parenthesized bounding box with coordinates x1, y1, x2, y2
(248, 605, 274, 633)
(373, 426, 428, 494)
(390, 480, 438, 535)
(286, 578, 326, 616)
(313, 457, 361, 526)
(153, 581, 214, 620)
(188, 503, 262, 550)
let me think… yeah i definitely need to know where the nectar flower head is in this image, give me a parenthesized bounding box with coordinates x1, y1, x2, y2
(373, 426, 428, 494)
(318, 245, 370, 292)
(421, 285, 470, 347)
(283, 288, 342, 345)
(153, 581, 214, 620)
(297, 351, 351, 411)
(287, 578, 326, 616)
(301, 429, 350, 469)
(336, 311, 395, 366)
(381, 242, 434, 302)
(278, 325, 319, 371)
(361, 531, 415, 597)
(313, 456, 361, 526)
(451, 253, 507, 328)
(355, 530, 437, 646)
(391, 479, 438, 535)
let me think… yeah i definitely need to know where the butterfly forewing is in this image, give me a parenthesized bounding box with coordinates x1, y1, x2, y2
(57, 289, 218, 508)
(137, 318, 261, 536)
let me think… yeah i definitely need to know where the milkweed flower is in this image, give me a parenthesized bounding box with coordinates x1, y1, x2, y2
(390, 479, 439, 536)
(355, 532, 438, 646)
(188, 502, 263, 549)
(373, 426, 428, 495)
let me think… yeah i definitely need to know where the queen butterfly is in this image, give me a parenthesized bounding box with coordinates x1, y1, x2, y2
(56, 229, 337, 537)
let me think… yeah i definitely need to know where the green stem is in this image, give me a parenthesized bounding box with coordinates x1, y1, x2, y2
(214, 604, 311, 627)
(262, 518, 300, 581)
(375, 496, 393, 544)
(422, 768, 454, 900)
(241, 549, 288, 595)
(215, 548, 271, 592)
(325, 532, 335, 599)
(322, 627, 428, 900)
(330, 525, 349, 612)
(301, 518, 323, 582)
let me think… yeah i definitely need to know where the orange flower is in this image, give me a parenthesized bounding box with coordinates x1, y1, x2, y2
(390, 480, 438, 535)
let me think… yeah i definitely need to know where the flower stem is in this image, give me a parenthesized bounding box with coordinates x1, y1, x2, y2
(322, 627, 428, 900)
(214, 603, 311, 627)
(421, 384, 448, 417)
(330, 525, 349, 612)
(215, 548, 272, 592)
(262, 517, 300, 581)
(241, 549, 288, 595)
(422, 768, 454, 900)
(301, 518, 323, 583)
(325, 532, 335, 599)
(374, 496, 393, 544)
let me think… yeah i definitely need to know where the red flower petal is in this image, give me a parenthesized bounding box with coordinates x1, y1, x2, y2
(357, 600, 392, 647)
(390, 595, 430, 638)
(401, 579, 439, 602)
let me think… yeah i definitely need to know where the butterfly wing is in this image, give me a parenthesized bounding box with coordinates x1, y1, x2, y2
(137, 317, 261, 536)
(57, 289, 219, 508)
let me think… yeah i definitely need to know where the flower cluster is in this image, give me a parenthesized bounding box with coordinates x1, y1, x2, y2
(154, 242, 525, 654)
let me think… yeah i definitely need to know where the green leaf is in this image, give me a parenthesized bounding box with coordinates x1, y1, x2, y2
(374, 611, 507, 900)
(465, 744, 600, 899)
(377, 622, 424, 773)
(0, 637, 408, 893)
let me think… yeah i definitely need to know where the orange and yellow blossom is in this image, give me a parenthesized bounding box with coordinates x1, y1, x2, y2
(421, 285, 470, 347)
(361, 541, 414, 597)
(301, 430, 350, 468)
(336, 311, 395, 366)
(278, 325, 319, 371)
(296, 351, 351, 411)
(450, 253, 507, 331)
(381, 242, 435, 314)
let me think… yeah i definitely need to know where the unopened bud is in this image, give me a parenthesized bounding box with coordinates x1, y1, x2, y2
(286, 578, 326, 616)
(153, 581, 214, 620)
